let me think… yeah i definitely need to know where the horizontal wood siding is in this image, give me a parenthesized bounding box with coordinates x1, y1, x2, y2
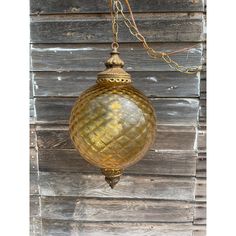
(31, 43, 204, 71)
(36, 126, 197, 151)
(194, 203, 206, 225)
(196, 153, 206, 178)
(30, 0, 206, 235)
(31, 14, 205, 43)
(34, 98, 199, 125)
(31, 0, 205, 14)
(41, 220, 205, 236)
(41, 197, 195, 222)
(38, 149, 197, 176)
(32, 71, 201, 98)
(39, 172, 196, 200)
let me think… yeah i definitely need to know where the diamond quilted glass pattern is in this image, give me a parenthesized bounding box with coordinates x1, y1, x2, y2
(69, 83, 156, 170)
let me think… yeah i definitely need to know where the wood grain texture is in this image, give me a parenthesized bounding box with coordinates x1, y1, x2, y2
(30, 148, 38, 173)
(196, 153, 206, 178)
(31, 195, 41, 217)
(30, 98, 35, 124)
(30, 217, 42, 236)
(42, 220, 205, 236)
(31, 43, 203, 72)
(199, 98, 206, 122)
(32, 71, 201, 98)
(38, 149, 197, 176)
(35, 98, 199, 126)
(36, 125, 197, 152)
(30, 13, 205, 43)
(30, 77, 33, 98)
(194, 203, 206, 225)
(30, 126, 37, 148)
(193, 230, 206, 236)
(30, 0, 205, 15)
(30, 172, 39, 195)
(198, 128, 206, 153)
(39, 172, 195, 200)
(200, 79, 206, 99)
(41, 197, 194, 222)
(195, 179, 206, 201)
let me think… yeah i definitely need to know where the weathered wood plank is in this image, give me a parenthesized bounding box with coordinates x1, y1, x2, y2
(30, 148, 38, 172)
(32, 71, 201, 98)
(199, 98, 206, 123)
(30, 13, 204, 43)
(41, 197, 194, 222)
(194, 203, 206, 225)
(200, 71, 206, 81)
(31, 43, 203, 72)
(30, 217, 42, 236)
(31, 0, 205, 15)
(200, 79, 206, 99)
(42, 220, 205, 236)
(30, 98, 35, 124)
(38, 149, 197, 176)
(30, 172, 39, 195)
(198, 128, 206, 153)
(196, 153, 206, 178)
(39, 172, 195, 200)
(30, 126, 37, 147)
(193, 230, 206, 236)
(30, 195, 41, 217)
(36, 125, 197, 151)
(195, 179, 206, 201)
(30, 76, 34, 98)
(35, 98, 199, 126)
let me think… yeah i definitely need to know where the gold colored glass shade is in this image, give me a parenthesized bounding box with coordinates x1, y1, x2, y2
(69, 49, 156, 188)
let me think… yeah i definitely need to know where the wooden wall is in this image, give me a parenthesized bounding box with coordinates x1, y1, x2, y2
(30, 0, 206, 235)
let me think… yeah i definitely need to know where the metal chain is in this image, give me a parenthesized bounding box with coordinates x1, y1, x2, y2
(111, 0, 202, 74)
(110, 0, 119, 49)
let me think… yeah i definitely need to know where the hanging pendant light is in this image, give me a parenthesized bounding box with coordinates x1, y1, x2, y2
(68, 0, 201, 188)
(69, 47, 156, 188)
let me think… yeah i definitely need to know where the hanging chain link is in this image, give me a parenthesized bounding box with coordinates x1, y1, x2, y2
(111, 1, 119, 49)
(110, 0, 202, 74)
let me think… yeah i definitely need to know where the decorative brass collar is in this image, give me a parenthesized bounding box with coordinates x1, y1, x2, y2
(97, 48, 132, 85)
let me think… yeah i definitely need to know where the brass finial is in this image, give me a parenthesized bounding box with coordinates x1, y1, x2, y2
(105, 47, 125, 68)
(101, 168, 123, 189)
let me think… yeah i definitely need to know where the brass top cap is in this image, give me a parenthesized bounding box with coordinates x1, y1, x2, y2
(97, 48, 132, 85)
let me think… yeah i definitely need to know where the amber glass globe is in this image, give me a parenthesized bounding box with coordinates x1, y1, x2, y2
(69, 49, 156, 188)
